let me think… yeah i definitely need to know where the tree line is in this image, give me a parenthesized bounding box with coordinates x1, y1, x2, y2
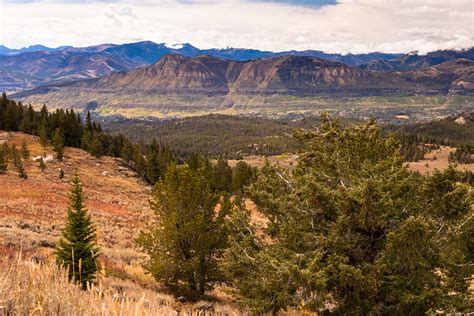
(0, 93, 257, 192)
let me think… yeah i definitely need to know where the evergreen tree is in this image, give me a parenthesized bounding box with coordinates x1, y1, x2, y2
(19, 109, 33, 134)
(0, 147, 7, 174)
(21, 140, 30, 161)
(223, 114, 473, 314)
(120, 140, 135, 162)
(231, 161, 256, 194)
(80, 129, 93, 151)
(52, 128, 65, 161)
(38, 157, 46, 172)
(16, 159, 27, 179)
(85, 111, 93, 132)
(213, 157, 232, 193)
(132, 144, 147, 178)
(56, 172, 100, 289)
(1, 143, 9, 164)
(38, 122, 48, 149)
(145, 152, 159, 183)
(137, 163, 230, 300)
(89, 136, 104, 158)
(10, 145, 20, 167)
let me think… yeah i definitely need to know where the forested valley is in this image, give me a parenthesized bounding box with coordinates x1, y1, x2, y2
(0, 93, 473, 314)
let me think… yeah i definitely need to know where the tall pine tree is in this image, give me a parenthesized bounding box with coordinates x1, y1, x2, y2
(56, 172, 100, 289)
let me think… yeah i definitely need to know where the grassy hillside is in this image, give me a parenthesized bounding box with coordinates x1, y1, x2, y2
(0, 132, 244, 314)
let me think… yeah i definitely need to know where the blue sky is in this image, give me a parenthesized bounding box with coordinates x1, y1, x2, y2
(0, 0, 472, 53)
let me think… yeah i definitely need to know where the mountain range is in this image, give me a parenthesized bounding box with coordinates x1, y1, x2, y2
(12, 54, 473, 117)
(4, 40, 463, 92)
(49, 54, 472, 95)
(2, 41, 473, 117)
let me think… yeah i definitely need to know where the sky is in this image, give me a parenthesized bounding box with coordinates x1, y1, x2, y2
(0, 0, 472, 54)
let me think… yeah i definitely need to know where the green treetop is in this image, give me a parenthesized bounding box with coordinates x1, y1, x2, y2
(52, 128, 65, 161)
(56, 172, 100, 289)
(21, 140, 30, 161)
(223, 114, 473, 314)
(137, 162, 230, 300)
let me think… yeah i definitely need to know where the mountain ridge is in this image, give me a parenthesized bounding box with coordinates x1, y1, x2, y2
(2, 41, 472, 93)
(12, 54, 473, 118)
(44, 54, 472, 95)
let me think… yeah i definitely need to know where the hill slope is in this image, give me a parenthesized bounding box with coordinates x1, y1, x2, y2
(0, 131, 253, 314)
(0, 132, 152, 274)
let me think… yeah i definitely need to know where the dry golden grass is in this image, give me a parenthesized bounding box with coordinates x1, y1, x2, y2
(0, 132, 249, 315)
(0, 132, 153, 269)
(406, 145, 474, 174)
(0, 252, 247, 316)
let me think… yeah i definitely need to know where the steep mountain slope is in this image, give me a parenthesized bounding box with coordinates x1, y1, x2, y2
(99, 41, 201, 65)
(0, 131, 244, 314)
(0, 42, 201, 92)
(399, 59, 474, 94)
(229, 56, 404, 94)
(0, 131, 153, 284)
(93, 54, 237, 93)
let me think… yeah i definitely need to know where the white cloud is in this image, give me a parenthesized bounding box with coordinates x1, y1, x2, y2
(0, 0, 472, 53)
